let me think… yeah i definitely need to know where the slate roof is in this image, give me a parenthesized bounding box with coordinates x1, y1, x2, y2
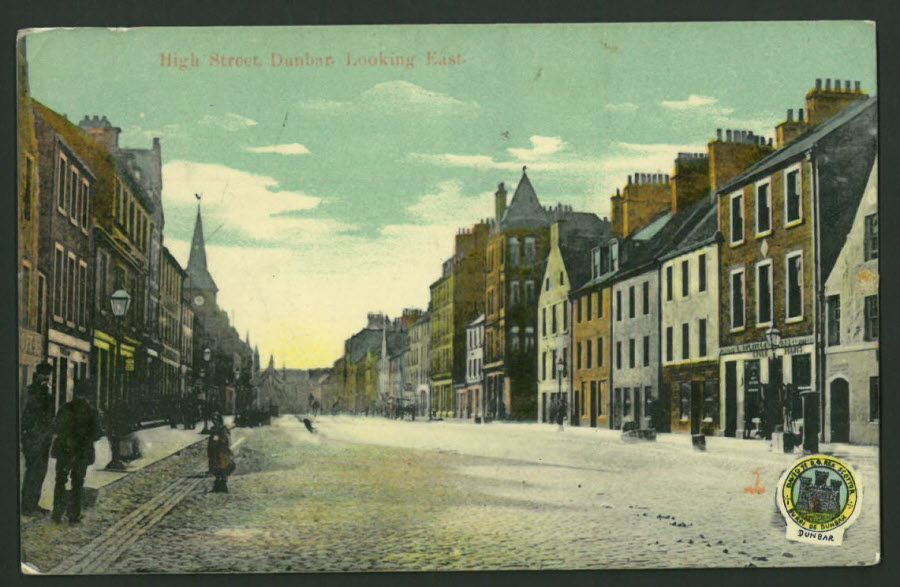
(716, 97, 876, 195)
(345, 328, 408, 364)
(556, 212, 611, 292)
(659, 201, 719, 261)
(498, 170, 550, 231)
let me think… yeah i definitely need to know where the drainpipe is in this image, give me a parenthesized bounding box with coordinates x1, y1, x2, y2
(811, 147, 825, 449)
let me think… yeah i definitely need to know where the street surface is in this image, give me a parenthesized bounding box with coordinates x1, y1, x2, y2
(22, 415, 880, 573)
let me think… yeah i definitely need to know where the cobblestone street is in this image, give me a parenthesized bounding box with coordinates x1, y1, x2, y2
(22, 415, 880, 573)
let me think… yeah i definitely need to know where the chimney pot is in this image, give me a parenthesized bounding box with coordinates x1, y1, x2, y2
(835, 79, 841, 91)
(768, 137, 773, 147)
(627, 175, 632, 185)
(825, 78, 831, 90)
(845, 80, 851, 91)
(787, 109, 793, 122)
(798, 108, 804, 122)
(726, 130, 732, 142)
(855, 80, 861, 92)
(716, 128, 722, 141)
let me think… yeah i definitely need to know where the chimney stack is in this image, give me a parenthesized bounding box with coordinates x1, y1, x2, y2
(726, 129, 732, 142)
(835, 79, 841, 91)
(494, 182, 507, 222)
(855, 80, 861, 92)
(787, 109, 793, 122)
(825, 78, 831, 90)
(798, 108, 804, 122)
(816, 78, 822, 90)
(716, 128, 722, 141)
(627, 175, 632, 185)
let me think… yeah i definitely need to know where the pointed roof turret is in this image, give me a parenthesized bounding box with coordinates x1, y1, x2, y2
(184, 204, 219, 294)
(498, 166, 550, 230)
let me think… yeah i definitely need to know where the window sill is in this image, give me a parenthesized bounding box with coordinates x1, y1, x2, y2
(729, 239, 745, 248)
(730, 326, 746, 334)
(755, 321, 773, 329)
(785, 218, 803, 229)
(755, 230, 772, 239)
(785, 316, 804, 324)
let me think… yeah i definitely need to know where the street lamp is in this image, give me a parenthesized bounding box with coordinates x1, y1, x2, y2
(105, 289, 131, 471)
(200, 347, 212, 433)
(557, 354, 567, 431)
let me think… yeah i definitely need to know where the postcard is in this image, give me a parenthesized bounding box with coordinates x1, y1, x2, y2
(16, 23, 879, 573)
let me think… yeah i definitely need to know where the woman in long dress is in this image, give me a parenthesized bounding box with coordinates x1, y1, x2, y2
(207, 413, 235, 493)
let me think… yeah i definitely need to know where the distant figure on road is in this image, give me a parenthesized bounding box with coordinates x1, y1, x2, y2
(50, 379, 101, 524)
(207, 413, 235, 493)
(21, 362, 54, 516)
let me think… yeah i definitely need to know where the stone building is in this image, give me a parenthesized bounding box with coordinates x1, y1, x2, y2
(430, 261, 454, 417)
(16, 38, 44, 408)
(823, 158, 878, 444)
(464, 314, 485, 420)
(715, 80, 876, 441)
(537, 212, 609, 424)
(160, 247, 186, 410)
(32, 101, 102, 413)
(483, 170, 552, 421)
(406, 310, 432, 417)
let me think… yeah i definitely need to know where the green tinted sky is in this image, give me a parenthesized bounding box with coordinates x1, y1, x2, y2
(24, 23, 876, 367)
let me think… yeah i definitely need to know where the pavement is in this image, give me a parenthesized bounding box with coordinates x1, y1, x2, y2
(21, 417, 234, 513)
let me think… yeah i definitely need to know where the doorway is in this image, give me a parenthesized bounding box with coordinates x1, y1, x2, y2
(690, 381, 703, 435)
(590, 382, 597, 427)
(830, 378, 850, 443)
(725, 361, 737, 437)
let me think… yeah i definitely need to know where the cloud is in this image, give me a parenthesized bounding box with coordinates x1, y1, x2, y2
(406, 181, 494, 225)
(162, 160, 333, 243)
(120, 123, 183, 142)
(295, 98, 350, 112)
(198, 112, 258, 131)
(359, 80, 476, 111)
(604, 102, 639, 112)
(661, 94, 721, 110)
(507, 136, 567, 161)
(245, 143, 311, 156)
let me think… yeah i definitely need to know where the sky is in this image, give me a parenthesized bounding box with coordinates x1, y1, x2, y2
(23, 23, 876, 368)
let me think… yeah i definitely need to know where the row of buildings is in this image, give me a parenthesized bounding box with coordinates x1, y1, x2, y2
(325, 78, 878, 445)
(16, 39, 254, 427)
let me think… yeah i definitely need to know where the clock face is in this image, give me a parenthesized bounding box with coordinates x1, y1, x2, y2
(194, 295, 205, 306)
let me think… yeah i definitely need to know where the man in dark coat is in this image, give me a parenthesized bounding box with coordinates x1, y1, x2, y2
(50, 380, 101, 524)
(21, 362, 54, 516)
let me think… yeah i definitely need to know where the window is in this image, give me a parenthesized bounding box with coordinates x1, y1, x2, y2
(587, 293, 593, 321)
(575, 343, 581, 370)
(597, 337, 603, 367)
(698, 254, 707, 292)
(21, 264, 31, 328)
(827, 295, 841, 346)
(682, 323, 690, 360)
(870, 376, 880, 421)
(525, 326, 535, 349)
(629, 338, 635, 369)
(545, 277, 549, 291)
(785, 167, 802, 225)
(730, 192, 744, 245)
(525, 281, 535, 304)
(36, 273, 46, 333)
(756, 261, 773, 326)
(551, 305, 558, 334)
(577, 297, 582, 323)
(665, 326, 673, 362)
(23, 155, 34, 221)
(698, 319, 707, 358)
(510, 281, 520, 305)
(559, 271, 564, 286)
(786, 252, 803, 321)
(53, 246, 64, 320)
(69, 167, 78, 220)
(596, 291, 603, 318)
(681, 260, 689, 297)
(679, 382, 691, 421)
(524, 237, 536, 264)
(551, 349, 557, 378)
(864, 295, 879, 341)
(591, 247, 602, 278)
(66, 254, 76, 324)
(542, 351, 547, 379)
(643, 335, 650, 367)
(616, 290, 621, 321)
(563, 301, 568, 332)
(79, 261, 87, 328)
(57, 154, 67, 211)
(629, 286, 635, 318)
(586, 340, 593, 369)
(642, 281, 649, 314)
(666, 266, 673, 301)
(81, 179, 91, 230)
(542, 307, 546, 336)
(756, 181, 772, 235)
(864, 214, 878, 261)
(616, 341, 622, 370)
(731, 268, 745, 330)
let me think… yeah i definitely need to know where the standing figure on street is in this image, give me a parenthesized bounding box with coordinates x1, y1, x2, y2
(50, 379, 101, 524)
(21, 362, 54, 516)
(207, 413, 235, 493)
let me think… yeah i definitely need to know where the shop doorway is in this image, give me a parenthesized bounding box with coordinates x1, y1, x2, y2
(724, 361, 737, 437)
(830, 378, 850, 443)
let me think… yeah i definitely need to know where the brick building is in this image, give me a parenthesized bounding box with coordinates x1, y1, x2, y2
(714, 80, 876, 441)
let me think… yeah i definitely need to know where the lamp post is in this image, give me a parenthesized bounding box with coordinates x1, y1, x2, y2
(557, 354, 567, 431)
(200, 347, 212, 433)
(105, 289, 131, 471)
(765, 325, 792, 451)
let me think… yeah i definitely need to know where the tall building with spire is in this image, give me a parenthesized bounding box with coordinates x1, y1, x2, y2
(184, 204, 219, 310)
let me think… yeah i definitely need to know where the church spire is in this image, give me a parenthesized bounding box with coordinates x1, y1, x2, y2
(185, 204, 219, 296)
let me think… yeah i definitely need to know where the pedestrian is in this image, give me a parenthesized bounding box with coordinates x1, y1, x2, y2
(207, 413, 235, 493)
(21, 362, 54, 516)
(50, 379, 101, 524)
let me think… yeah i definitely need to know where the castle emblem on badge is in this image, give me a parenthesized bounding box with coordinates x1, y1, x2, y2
(776, 455, 862, 546)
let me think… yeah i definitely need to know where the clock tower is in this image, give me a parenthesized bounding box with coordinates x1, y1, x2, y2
(183, 205, 219, 311)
